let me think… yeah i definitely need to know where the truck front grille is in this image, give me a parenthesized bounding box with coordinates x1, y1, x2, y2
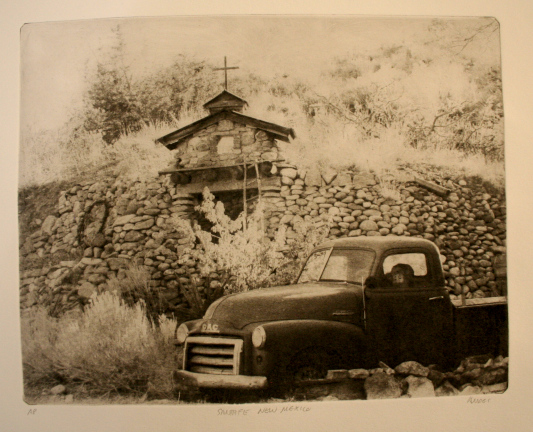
(184, 336, 243, 375)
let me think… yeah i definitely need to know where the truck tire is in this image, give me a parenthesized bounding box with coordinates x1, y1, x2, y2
(267, 349, 330, 399)
(288, 349, 330, 384)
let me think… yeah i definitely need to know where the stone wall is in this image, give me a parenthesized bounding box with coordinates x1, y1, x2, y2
(262, 166, 506, 300)
(176, 121, 280, 168)
(18, 164, 507, 313)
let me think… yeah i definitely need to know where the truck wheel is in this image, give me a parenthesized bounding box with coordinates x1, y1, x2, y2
(289, 349, 329, 384)
(266, 350, 330, 399)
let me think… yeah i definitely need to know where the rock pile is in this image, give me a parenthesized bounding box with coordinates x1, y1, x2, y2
(292, 355, 509, 401)
(19, 164, 506, 314)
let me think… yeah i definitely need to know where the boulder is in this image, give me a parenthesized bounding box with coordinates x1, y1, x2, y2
(133, 219, 155, 230)
(391, 224, 405, 235)
(459, 385, 483, 395)
(348, 369, 370, 380)
(77, 282, 97, 299)
(50, 385, 67, 396)
(42, 215, 58, 236)
(356, 190, 368, 200)
(280, 215, 293, 224)
(427, 369, 446, 387)
(280, 168, 298, 179)
(80, 257, 103, 266)
(395, 361, 429, 377)
(281, 176, 294, 186)
(305, 167, 323, 187)
(435, 381, 460, 397)
(363, 209, 381, 217)
(482, 382, 507, 394)
(107, 258, 130, 271)
(405, 376, 435, 398)
(476, 368, 507, 386)
(359, 220, 379, 232)
(321, 170, 338, 186)
(378, 361, 395, 375)
(124, 231, 145, 242)
(352, 173, 376, 188)
(326, 370, 350, 380)
(364, 372, 402, 399)
(333, 172, 352, 186)
(88, 232, 106, 248)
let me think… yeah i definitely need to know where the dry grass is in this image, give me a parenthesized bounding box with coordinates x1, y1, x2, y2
(108, 124, 176, 182)
(106, 264, 166, 327)
(21, 292, 180, 398)
(19, 122, 177, 189)
(281, 118, 505, 189)
(19, 96, 505, 192)
(19, 125, 110, 188)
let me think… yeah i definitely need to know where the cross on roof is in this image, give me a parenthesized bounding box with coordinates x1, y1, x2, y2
(213, 56, 239, 90)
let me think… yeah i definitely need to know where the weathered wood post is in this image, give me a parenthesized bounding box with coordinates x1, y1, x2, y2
(254, 162, 265, 235)
(243, 162, 247, 231)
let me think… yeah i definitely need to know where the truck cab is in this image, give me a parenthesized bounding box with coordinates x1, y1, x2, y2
(173, 237, 507, 392)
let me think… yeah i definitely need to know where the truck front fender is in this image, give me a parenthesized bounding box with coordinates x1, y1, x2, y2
(244, 320, 367, 378)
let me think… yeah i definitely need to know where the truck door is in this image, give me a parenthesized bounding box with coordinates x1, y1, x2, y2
(365, 249, 454, 367)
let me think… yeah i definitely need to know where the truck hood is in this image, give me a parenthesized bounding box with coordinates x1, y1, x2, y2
(204, 283, 363, 330)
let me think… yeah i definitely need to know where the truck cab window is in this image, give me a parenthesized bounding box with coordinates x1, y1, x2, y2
(321, 249, 374, 283)
(382, 253, 429, 287)
(298, 249, 329, 283)
(298, 248, 374, 284)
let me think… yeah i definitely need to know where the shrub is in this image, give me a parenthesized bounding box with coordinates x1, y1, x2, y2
(106, 263, 165, 328)
(20, 307, 64, 387)
(174, 275, 228, 323)
(21, 292, 179, 398)
(169, 188, 330, 298)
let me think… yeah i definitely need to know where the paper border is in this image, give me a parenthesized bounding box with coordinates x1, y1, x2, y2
(2, 1, 533, 431)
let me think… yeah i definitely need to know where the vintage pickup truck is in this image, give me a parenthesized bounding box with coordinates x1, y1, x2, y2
(173, 237, 508, 393)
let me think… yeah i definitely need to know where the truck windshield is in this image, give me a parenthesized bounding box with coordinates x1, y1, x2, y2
(298, 248, 375, 284)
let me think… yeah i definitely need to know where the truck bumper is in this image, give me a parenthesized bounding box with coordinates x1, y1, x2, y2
(173, 370, 269, 390)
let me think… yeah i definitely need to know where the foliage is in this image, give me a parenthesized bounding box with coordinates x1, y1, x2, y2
(169, 188, 330, 296)
(21, 292, 179, 397)
(106, 264, 165, 328)
(83, 26, 144, 144)
(174, 275, 229, 323)
(81, 20, 503, 160)
(20, 18, 505, 190)
(83, 26, 220, 145)
(136, 55, 220, 126)
(19, 118, 109, 187)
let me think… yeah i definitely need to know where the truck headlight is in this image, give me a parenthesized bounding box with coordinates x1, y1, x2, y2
(176, 323, 189, 344)
(252, 326, 267, 348)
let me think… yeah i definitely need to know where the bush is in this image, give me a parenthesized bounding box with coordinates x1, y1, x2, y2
(170, 188, 330, 297)
(21, 292, 179, 398)
(174, 275, 228, 323)
(106, 264, 165, 328)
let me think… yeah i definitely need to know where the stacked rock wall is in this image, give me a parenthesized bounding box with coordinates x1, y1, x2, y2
(176, 121, 281, 168)
(18, 164, 506, 313)
(262, 166, 506, 300)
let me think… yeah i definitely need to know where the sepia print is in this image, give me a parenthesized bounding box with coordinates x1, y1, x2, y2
(19, 15, 508, 406)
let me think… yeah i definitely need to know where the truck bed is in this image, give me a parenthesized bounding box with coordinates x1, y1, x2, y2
(452, 296, 508, 359)
(451, 296, 507, 308)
